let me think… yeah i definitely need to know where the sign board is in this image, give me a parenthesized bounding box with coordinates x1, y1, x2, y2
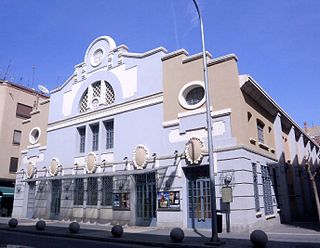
(222, 186, 233, 203)
(158, 191, 180, 210)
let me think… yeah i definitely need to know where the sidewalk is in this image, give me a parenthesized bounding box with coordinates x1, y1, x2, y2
(0, 218, 319, 248)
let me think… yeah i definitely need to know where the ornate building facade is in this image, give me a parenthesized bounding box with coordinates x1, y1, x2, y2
(13, 36, 320, 231)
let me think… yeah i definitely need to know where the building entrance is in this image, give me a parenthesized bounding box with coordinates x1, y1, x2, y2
(188, 178, 212, 229)
(135, 172, 156, 226)
(50, 180, 61, 219)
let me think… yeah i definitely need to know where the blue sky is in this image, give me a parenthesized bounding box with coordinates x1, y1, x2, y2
(0, 0, 319, 127)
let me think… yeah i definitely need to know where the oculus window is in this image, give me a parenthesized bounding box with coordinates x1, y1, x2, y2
(178, 81, 205, 110)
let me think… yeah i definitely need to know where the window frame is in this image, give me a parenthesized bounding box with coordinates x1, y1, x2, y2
(87, 177, 98, 206)
(91, 123, 99, 151)
(73, 178, 84, 205)
(78, 126, 86, 153)
(257, 119, 265, 144)
(104, 120, 114, 150)
(101, 176, 113, 206)
(16, 103, 32, 119)
(9, 157, 19, 173)
(12, 130, 22, 145)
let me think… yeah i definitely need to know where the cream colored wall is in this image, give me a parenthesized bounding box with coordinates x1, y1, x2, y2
(0, 83, 48, 180)
(162, 53, 276, 159)
(20, 99, 49, 151)
(282, 132, 291, 163)
(241, 92, 276, 157)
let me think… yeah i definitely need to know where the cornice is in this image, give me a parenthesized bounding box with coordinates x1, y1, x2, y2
(47, 93, 163, 132)
(161, 49, 189, 61)
(123, 47, 168, 58)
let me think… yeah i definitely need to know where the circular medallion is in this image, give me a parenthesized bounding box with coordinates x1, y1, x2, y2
(86, 152, 97, 173)
(185, 137, 204, 165)
(26, 161, 35, 179)
(133, 145, 149, 170)
(91, 48, 104, 67)
(49, 158, 60, 176)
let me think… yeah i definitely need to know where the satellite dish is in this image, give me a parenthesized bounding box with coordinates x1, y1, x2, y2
(38, 84, 49, 94)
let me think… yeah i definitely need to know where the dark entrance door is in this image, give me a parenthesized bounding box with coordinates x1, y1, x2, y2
(188, 178, 212, 229)
(50, 180, 61, 219)
(135, 172, 156, 226)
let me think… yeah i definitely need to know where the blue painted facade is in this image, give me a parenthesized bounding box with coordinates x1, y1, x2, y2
(13, 36, 320, 232)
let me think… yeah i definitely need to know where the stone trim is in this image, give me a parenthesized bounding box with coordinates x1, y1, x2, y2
(207, 54, 238, 66)
(161, 49, 189, 61)
(47, 93, 163, 132)
(123, 47, 167, 58)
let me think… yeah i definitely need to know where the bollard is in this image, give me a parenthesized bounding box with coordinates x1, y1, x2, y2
(250, 229, 268, 248)
(111, 225, 123, 238)
(8, 218, 18, 228)
(69, 222, 80, 233)
(35, 220, 46, 231)
(170, 227, 184, 243)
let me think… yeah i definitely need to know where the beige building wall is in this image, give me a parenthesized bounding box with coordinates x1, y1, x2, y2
(162, 52, 276, 159)
(0, 81, 48, 183)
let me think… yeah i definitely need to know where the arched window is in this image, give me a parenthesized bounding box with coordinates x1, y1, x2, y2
(79, 89, 88, 113)
(79, 81, 115, 113)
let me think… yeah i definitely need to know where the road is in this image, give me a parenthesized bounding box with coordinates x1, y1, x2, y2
(0, 230, 148, 248)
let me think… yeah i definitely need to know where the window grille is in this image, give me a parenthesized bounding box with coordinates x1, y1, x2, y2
(92, 81, 101, 98)
(252, 163, 260, 212)
(78, 127, 86, 153)
(101, 176, 113, 206)
(105, 120, 114, 149)
(73, 178, 84, 205)
(105, 81, 115, 105)
(9, 157, 18, 173)
(79, 89, 88, 113)
(13, 130, 22, 145)
(186, 87, 204, 105)
(257, 120, 265, 143)
(87, 177, 98, 205)
(91, 124, 99, 151)
(261, 165, 274, 215)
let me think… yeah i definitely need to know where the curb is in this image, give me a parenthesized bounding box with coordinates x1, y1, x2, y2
(0, 226, 209, 248)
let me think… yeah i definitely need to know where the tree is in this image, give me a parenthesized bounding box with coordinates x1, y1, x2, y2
(304, 152, 320, 226)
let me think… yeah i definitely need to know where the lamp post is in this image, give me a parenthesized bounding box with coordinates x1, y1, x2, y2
(192, 0, 221, 244)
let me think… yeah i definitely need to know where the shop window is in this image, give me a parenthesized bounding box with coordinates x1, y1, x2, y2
(12, 130, 22, 145)
(87, 177, 97, 205)
(78, 126, 86, 153)
(9, 157, 18, 173)
(104, 120, 114, 149)
(16, 103, 32, 119)
(113, 193, 130, 209)
(73, 178, 84, 205)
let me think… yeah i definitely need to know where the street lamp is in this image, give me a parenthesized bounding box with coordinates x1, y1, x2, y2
(192, 0, 222, 245)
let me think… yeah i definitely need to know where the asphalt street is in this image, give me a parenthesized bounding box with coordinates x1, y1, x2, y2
(0, 230, 148, 248)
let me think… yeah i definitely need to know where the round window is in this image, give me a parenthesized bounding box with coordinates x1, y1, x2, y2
(29, 127, 41, 145)
(178, 81, 206, 110)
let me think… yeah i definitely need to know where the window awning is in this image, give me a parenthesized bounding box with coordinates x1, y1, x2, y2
(0, 186, 14, 197)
